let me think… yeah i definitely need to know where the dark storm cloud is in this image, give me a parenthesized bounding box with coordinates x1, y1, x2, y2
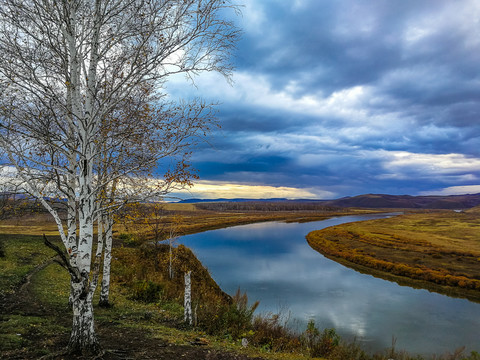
(166, 0, 480, 199)
(236, 1, 435, 94)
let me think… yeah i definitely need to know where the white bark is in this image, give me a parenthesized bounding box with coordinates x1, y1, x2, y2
(69, 277, 99, 355)
(184, 271, 192, 325)
(99, 213, 113, 307)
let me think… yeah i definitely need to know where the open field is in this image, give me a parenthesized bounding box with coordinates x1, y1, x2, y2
(0, 202, 374, 241)
(307, 208, 480, 301)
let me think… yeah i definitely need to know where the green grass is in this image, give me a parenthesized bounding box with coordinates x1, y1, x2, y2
(0, 233, 57, 295)
(31, 262, 71, 307)
(0, 314, 68, 351)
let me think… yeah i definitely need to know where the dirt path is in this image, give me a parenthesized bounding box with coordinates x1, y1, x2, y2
(1, 257, 56, 316)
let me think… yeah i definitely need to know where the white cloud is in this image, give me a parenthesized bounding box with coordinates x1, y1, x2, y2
(382, 151, 480, 175)
(167, 69, 375, 121)
(174, 180, 333, 199)
(240, 2, 267, 36)
(420, 185, 480, 196)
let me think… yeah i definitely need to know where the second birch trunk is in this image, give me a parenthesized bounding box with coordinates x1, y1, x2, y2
(184, 271, 192, 325)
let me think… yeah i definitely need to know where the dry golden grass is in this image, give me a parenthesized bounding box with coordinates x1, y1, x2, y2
(0, 213, 59, 236)
(0, 205, 368, 244)
(307, 209, 480, 300)
(160, 203, 198, 212)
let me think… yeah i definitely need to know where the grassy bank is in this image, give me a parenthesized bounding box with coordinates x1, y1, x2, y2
(306, 209, 480, 301)
(0, 232, 294, 359)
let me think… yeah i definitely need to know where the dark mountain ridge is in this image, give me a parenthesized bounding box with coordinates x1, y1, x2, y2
(180, 193, 480, 209)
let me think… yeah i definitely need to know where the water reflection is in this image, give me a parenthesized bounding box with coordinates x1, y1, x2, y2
(180, 214, 480, 355)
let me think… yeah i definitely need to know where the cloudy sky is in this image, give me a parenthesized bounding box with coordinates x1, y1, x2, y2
(167, 0, 480, 200)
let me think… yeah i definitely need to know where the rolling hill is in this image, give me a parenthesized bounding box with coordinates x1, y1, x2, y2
(180, 193, 480, 209)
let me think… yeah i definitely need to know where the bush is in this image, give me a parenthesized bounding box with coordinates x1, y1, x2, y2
(250, 312, 300, 353)
(465, 351, 480, 360)
(130, 280, 164, 303)
(302, 319, 320, 356)
(197, 289, 258, 339)
(119, 233, 140, 247)
(222, 289, 259, 339)
(301, 320, 340, 357)
(329, 339, 369, 360)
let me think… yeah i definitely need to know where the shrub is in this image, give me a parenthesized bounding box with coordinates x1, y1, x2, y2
(465, 351, 480, 360)
(119, 233, 140, 247)
(301, 320, 340, 357)
(301, 319, 320, 356)
(251, 313, 300, 352)
(222, 289, 259, 339)
(329, 339, 369, 360)
(131, 280, 164, 303)
(196, 289, 258, 339)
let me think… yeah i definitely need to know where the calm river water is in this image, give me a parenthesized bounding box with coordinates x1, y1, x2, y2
(180, 213, 480, 355)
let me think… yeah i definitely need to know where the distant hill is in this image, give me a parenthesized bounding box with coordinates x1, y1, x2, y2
(180, 193, 480, 209)
(325, 193, 480, 209)
(179, 198, 292, 203)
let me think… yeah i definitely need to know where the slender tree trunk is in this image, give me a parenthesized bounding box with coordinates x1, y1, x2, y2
(184, 271, 192, 325)
(67, 172, 77, 306)
(69, 157, 98, 351)
(99, 213, 113, 307)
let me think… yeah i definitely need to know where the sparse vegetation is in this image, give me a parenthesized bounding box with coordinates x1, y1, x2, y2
(301, 320, 340, 358)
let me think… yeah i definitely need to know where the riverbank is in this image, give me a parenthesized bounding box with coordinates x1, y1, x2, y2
(0, 234, 268, 359)
(306, 209, 480, 302)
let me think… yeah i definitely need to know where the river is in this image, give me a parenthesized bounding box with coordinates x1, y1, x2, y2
(180, 213, 480, 355)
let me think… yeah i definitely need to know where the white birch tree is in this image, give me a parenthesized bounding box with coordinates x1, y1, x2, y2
(0, 0, 239, 355)
(184, 270, 193, 325)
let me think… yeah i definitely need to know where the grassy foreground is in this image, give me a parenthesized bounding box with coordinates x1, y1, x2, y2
(2, 208, 480, 359)
(307, 208, 480, 301)
(0, 231, 296, 359)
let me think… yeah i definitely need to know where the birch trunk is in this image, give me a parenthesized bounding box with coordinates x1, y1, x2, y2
(99, 213, 113, 307)
(184, 271, 192, 325)
(68, 196, 104, 354)
(68, 277, 99, 355)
